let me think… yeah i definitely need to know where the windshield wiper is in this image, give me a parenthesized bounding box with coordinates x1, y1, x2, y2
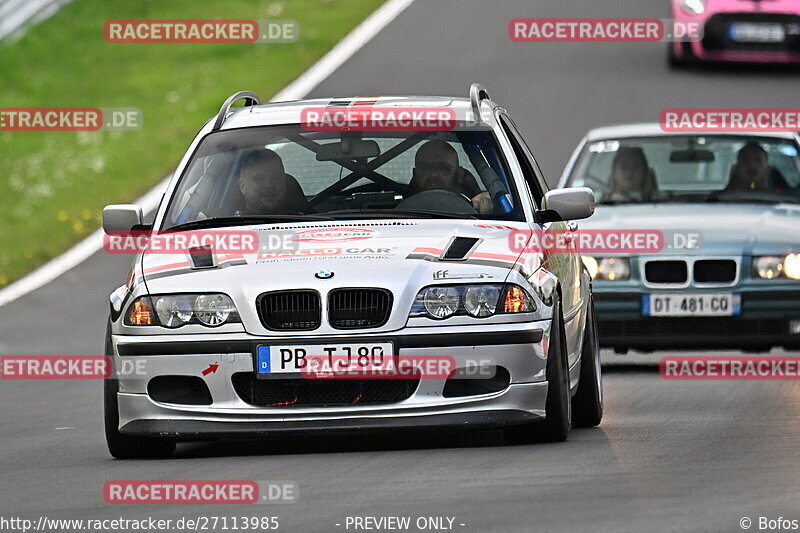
(324, 209, 478, 220)
(166, 214, 333, 232)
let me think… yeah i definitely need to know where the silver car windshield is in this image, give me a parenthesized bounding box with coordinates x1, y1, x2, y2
(163, 125, 524, 229)
(567, 135, 800, 205)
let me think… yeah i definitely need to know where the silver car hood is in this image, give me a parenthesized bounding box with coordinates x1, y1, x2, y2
(580, 202, 800, 256)
(139, 220, 534, 334)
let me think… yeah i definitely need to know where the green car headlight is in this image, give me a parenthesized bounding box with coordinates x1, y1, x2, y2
(753, 256, 784, 279)
(583, 256, 630, 281)
(784, 253, 800, 280)
(582, 256, 599, 280)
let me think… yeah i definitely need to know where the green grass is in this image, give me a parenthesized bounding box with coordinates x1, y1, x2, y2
(0, 0, 385, 287)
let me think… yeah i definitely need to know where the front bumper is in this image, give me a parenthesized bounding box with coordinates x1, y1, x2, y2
(111, 322, 551, 439)
(594, 289, 800, 350)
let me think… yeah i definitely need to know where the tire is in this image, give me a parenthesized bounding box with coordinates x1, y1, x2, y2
(668, 43, 685, 69)
(571, 297, 603, 428)
(505, 297, 571, 444)
(104, 320, 176, 459)
(669, 42, 698, 69)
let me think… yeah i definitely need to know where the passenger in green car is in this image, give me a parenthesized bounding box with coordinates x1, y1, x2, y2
(600, 146, 666, 204)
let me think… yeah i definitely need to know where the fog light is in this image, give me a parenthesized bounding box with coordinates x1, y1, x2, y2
(790, 320, 800, 335)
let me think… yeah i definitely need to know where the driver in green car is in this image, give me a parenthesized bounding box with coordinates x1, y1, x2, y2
(406, 140, 493, 213)
(723, 142, 787, 195)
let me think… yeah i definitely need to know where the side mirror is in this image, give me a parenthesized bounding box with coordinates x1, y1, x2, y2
(539, 187, 595, 222)
(102, 204, 144, 234)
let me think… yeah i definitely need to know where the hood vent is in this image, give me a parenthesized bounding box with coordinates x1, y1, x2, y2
(188, 246, 216, 269)
(442, 237, 481, 260)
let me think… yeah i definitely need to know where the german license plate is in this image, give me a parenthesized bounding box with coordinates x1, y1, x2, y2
(729, 22, 785, 43)
(642, 293, 741, 317)
(255, 342, 393, 378)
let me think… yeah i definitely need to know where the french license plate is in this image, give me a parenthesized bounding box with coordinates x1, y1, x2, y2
(255, 342, 393, 378)
(642, 293, 741, 317)
(729, 22, 785, 43)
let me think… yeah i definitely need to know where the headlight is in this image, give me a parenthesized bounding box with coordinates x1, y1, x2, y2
(753, 255, 800, 280)
(423, 286, 460, 319)
(680, 0, 705, 15)
(412, 284, 536, 320)
(125, 293, 240, 328)
(784, 253, 800, 280)
(194, 294, 236, 326)
(155, 295, 194, 328)
(754, 256, 783, 279)
(582, 256, 599, 280)
(596, 257, 630, 281)
(463, 285, 501, 317)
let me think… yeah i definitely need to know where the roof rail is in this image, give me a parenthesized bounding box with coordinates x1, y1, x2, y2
(469, 83, 491, 123)
(212, 91, 261, 131)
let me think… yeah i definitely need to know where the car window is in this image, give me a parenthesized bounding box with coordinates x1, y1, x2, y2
(498, 114, 548, 206)
(565, 135, 800, 205)
(163, 125, 524, 228)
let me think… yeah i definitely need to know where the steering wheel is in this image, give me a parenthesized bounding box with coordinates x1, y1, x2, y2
(395, 189, 477, 215)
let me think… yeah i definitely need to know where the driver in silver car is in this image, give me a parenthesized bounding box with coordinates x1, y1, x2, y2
(236, 148, 310, 215)
(406, 140, 493, 213)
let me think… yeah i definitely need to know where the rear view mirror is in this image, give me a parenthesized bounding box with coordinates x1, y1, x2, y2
(539, 187, 595, 222)
(316, 139, 380, 161)
(669, 149, 715, 163)
(102, 204, 143, 234)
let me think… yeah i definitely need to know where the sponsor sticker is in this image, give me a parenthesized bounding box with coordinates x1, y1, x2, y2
(291, 228, 376, 243)
(432, 270, 495, 280)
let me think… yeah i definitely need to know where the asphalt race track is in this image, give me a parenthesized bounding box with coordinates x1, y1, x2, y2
(2, 1, 800, 532)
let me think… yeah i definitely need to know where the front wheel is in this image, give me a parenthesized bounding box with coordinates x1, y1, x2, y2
(571, 297, 603, 427)
(668, 42, 697, 69)
(505, 297, 571, 444)
(104, 320, 175, 459)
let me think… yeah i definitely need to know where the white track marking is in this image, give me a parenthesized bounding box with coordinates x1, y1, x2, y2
(0, 0, 415, 308)
(0, 176, 168, 308)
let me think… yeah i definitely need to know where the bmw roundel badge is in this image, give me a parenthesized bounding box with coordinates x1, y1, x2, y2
(315, 270, 334, 279)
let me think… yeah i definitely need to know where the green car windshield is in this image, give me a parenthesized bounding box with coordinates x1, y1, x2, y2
(567, 135, 800, 205)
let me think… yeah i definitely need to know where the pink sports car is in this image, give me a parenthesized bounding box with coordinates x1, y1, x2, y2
(670, 0, 800, 65)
